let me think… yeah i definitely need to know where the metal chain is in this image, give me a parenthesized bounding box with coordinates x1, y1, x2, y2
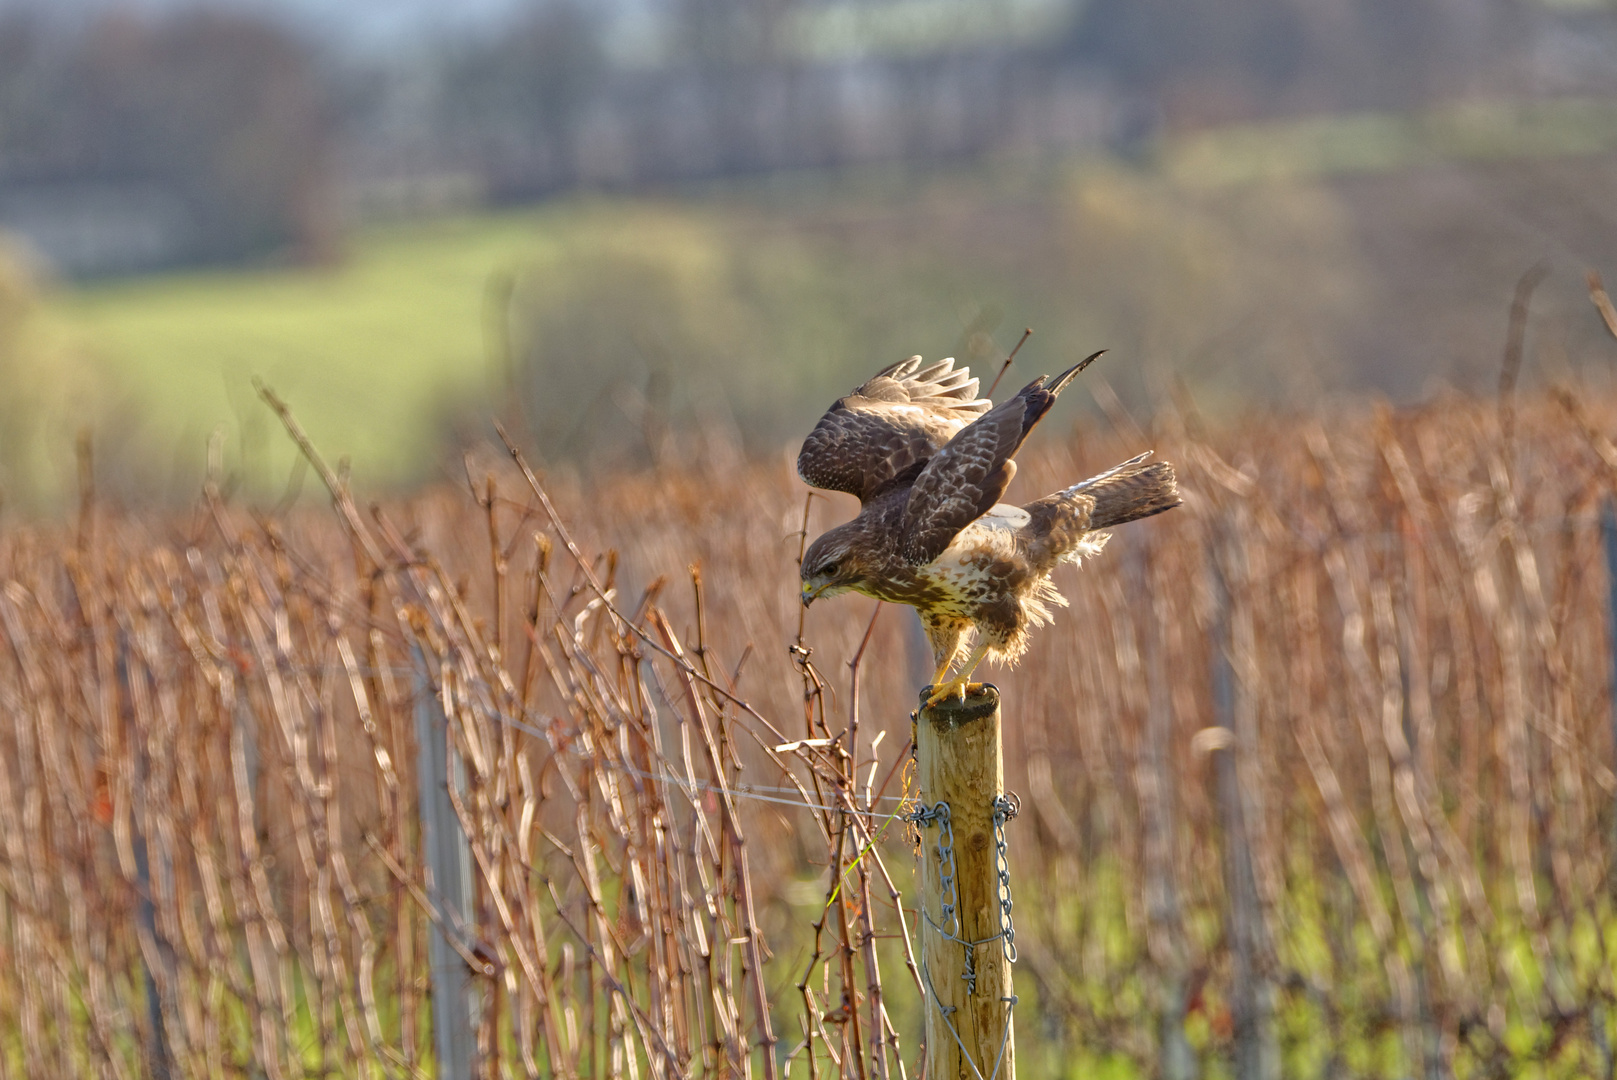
(909, 794, 1020, 1080)
(905, 801, 959, 938)
(990, 793, 1019, 962)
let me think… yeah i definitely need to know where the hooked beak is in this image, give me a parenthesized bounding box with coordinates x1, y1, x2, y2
(801, 583, 820, 608)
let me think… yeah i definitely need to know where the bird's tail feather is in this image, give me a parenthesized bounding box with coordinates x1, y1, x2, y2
(1082, 458, 1181, 529)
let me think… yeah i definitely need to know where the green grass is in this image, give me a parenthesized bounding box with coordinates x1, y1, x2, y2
(50, 185, 1103, 496)
(59, 209, 562, 491)
(51, 190, 1049, 495)
(1164, 97, 1617, 187)
(37, 95, 1617, 504)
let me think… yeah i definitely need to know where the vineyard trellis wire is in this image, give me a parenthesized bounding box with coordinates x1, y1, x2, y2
(0, 380, 1614, 1076)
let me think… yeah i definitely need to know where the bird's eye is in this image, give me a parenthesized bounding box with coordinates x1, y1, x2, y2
(821, 560, 840, 577)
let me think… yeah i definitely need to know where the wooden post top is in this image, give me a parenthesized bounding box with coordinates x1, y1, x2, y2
(916, 684, 1001, 728)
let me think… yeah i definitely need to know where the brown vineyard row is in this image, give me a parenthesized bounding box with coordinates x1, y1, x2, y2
(0, 387, 1615, 1078)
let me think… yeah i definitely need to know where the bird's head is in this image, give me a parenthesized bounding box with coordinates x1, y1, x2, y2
(800, 525, 873, 608)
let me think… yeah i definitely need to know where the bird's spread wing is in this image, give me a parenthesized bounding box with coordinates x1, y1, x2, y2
(898, 356, 1095, 565)
(797, 356, 990, 503)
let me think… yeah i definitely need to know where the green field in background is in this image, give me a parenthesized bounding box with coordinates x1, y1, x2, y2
(60, 210, 560, 491)
(51, 181, 1084, 497)
(37, 96, 1617, 503)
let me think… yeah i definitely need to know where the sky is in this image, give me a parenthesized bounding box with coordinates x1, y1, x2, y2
(10, 0, 1079, 60)
(9, 0, 533, 52)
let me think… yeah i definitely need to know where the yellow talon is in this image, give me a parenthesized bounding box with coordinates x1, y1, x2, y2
(923, 641, 990, 708)
(924, 676, 972, 708)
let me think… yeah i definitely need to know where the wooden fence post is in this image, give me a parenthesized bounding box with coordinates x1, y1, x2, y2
(118, 635, 174, 1080)
(914, 685, 1016, 1080)
(1132, 540, 1197, 1080)
(413, 653, 479, 1080)
(1602, 498, 1617, 892)
(1207, 535, 1280, 1080)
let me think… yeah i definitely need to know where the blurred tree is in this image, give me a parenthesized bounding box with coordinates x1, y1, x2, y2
(666, 0, 802, 175)
(1067, 0, 1523, 124)
(439, 0, 608, 199)
(671, 0, 795, 66)
(0, 9, 336, 269)
(0, 15, 80, 179)
(1074, 0, 1305, 96)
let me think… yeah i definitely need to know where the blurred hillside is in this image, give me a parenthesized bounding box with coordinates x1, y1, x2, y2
(27, 141, 1617, 510)
(0, 8, 336, 274)
(5, 0, 1615, 273)
(4, 0, 1617, 503)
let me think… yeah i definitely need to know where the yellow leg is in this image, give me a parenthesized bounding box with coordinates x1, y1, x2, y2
(924, 641, 990, 707)
(958, 645, 988, 684)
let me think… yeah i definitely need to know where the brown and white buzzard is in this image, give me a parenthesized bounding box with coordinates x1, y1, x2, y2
(798, 352, 1180, 705)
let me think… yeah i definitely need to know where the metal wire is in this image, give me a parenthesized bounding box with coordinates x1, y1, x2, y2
(909, 796, 1019, 1080)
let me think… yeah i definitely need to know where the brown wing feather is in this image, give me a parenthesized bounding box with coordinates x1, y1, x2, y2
(797, 356, 989, 503)
(898, 356, 1093, 565)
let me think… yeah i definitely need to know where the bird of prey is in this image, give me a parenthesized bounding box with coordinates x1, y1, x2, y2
(798, 352, 1179, 706)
